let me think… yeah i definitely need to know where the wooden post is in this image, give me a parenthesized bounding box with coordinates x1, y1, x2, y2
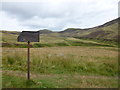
(27, 41, 30, 80)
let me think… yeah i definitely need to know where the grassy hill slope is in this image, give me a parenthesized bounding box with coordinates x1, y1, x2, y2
(59, 18, 119, 42)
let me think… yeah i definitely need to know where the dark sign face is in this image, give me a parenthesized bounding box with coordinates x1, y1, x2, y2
(17, 31, 39, 42)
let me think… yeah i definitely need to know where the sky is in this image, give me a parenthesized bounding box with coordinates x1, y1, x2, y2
(0, 0, 119, 31)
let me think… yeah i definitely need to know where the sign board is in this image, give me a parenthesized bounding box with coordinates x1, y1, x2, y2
(17, 31, 39, 42)
(17, 31, 40, 80)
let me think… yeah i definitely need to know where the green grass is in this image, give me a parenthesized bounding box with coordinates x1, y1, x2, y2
(2, 47, 118, 76)
(3, 72, 118, 88)
(1, 31, 18, 43)
(3, 75, 40, 88)
(1, 31, 119, 88)
(2, 47, 118, 88)
(2, 38, 118, 48)
(1, 31, 118, 48)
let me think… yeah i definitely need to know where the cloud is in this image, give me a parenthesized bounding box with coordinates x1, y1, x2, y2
(0, 0, 119, 31)
(0, 11, 30, 30)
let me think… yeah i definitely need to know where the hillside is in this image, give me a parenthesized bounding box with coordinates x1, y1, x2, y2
(59, 18, 119, 42)
(39, 29, 54, 34)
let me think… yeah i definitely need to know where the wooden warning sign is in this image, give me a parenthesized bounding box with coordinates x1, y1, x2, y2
(17, 31, 40, 80)
(17, 31, 39, 42)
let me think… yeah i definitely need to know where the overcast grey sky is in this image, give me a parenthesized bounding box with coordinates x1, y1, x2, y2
(0, 0, 119, 31)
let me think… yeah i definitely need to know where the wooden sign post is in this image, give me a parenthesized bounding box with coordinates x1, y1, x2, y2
(17, 31, 39, 80)
(27, 41, 30, 80)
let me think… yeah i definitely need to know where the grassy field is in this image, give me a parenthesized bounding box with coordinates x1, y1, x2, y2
(1, 31, 119, 88)
(2, 46, 118, 88)
(2, 32, 118, 48)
